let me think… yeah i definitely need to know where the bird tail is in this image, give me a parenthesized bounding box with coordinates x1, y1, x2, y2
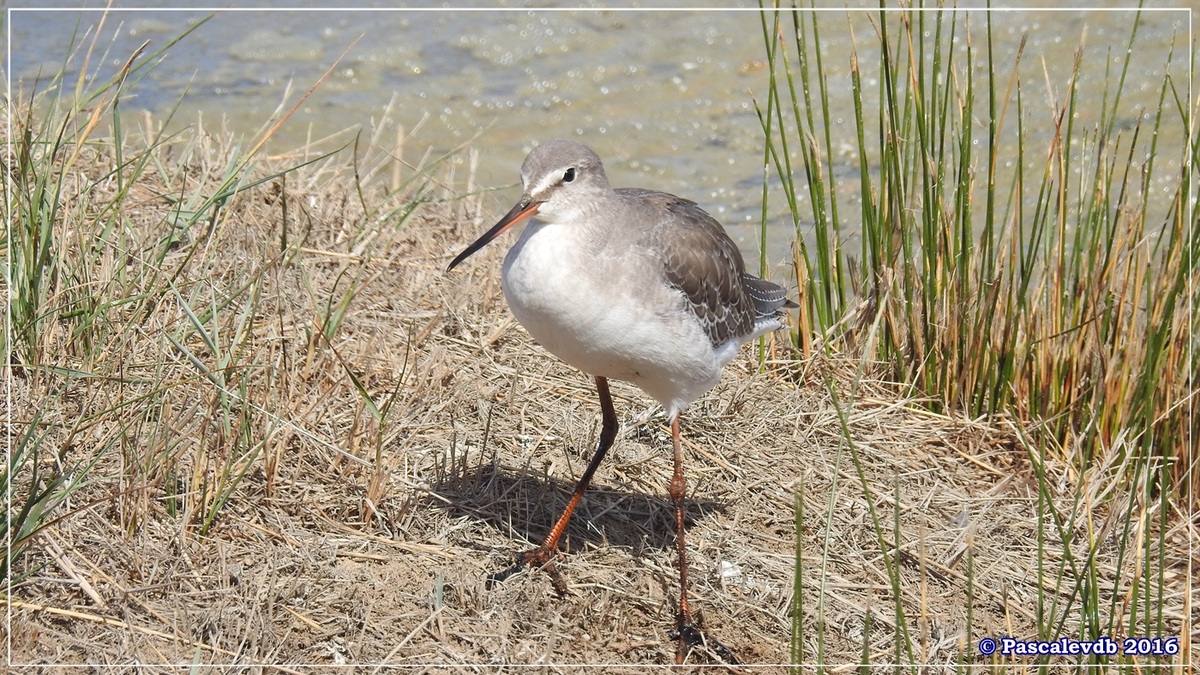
(741, 273, 799, 318)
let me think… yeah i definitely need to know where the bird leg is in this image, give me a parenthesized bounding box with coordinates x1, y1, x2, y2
(666, 415, 742, 666)
(487, 376, 619, 597)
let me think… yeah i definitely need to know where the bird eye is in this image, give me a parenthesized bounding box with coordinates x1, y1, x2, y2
(562, 168, 576, 183)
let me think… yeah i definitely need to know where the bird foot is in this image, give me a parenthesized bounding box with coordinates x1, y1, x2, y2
(669, 615, 742, 666)
(485, 546, 569, 597)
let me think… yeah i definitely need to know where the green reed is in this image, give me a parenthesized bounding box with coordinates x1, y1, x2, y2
(762, 5, 1193, 670)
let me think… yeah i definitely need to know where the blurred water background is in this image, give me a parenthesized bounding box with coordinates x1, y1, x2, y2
(8, 4, 1189, 265)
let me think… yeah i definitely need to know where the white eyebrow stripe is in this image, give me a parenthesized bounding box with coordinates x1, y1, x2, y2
(530, 169, 562, 196)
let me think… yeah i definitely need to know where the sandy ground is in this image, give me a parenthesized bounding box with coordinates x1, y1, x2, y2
(5, 139, 1190, 672)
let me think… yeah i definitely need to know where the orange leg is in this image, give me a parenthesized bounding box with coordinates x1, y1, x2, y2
(487, 376, 619, 596)
(486, 383, 739, 664)
(667, 415, 740, 665)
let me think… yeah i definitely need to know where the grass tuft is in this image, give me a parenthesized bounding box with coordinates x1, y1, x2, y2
(3, 19, 438, 572)
(759, 5, 1193, 669)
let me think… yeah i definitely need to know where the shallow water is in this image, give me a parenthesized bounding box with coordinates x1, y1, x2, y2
(9, 4, 1189, 268)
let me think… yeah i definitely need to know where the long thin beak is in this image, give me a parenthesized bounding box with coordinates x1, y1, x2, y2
(446, 196, 541, 272)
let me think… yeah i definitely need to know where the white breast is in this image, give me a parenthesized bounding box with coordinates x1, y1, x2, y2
(501, 219, 724, 417)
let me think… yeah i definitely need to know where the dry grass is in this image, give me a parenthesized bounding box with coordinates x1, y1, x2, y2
(4, 126, 1192, 672)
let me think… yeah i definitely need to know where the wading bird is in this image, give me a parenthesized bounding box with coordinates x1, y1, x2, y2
(447, 140, 793, 664)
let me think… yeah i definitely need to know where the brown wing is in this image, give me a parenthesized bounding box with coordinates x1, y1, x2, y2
(623, 188, 759, 348)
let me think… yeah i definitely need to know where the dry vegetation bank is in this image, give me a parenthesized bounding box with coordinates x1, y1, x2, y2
(5, 129, 1192, 671)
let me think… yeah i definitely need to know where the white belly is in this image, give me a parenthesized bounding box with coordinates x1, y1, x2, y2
(501, 220, 723, 416)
